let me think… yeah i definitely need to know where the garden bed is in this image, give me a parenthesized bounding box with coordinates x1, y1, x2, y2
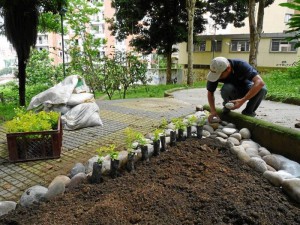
(1, 138, 300, 224)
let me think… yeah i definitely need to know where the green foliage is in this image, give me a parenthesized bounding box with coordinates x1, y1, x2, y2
(159, 118, 168, 130)
(135, 132, 147, 146)
(280, 1, 300, 48)
(187, 115, 197, 126)
(26, 49, 64, 86)
(96, 144, 118, 161)
(66, 0, 105, 93)
(153, 129, 162, 141)
(124, 127, 138, 149)
(4, 109, 59, 133)
(172, 117, 185, 130)
(196, 116, 206, 127)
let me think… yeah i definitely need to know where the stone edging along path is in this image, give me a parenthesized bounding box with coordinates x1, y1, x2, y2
(1, 109, 300, 217)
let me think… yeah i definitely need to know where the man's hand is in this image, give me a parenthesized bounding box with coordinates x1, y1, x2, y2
(230, 98, 246, 109)
(208, 112, 220, 123)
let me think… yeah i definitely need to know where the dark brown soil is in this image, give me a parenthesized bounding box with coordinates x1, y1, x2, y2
(1, 138, 300, 225)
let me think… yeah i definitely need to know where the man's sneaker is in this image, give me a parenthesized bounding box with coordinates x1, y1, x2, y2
(242, 110, 256, 117)
(222, 107, 230, 114)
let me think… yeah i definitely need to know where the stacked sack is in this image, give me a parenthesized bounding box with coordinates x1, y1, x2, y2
(27, 75, 103, 130)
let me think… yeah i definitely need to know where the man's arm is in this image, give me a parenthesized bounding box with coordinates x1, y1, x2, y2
(231, 75, 265, 109)
(207, 90, 219, 122)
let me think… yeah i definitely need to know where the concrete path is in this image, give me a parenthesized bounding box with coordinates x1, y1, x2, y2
(171, 88, 300, 132)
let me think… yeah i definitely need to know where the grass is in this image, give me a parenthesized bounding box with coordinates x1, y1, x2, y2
(262, 70, 300, 101)
(101, 81, 206, 100)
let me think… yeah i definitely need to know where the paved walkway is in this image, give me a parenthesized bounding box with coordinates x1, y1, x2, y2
(0, 88, 299, 202)
(0, 98, 194, 202)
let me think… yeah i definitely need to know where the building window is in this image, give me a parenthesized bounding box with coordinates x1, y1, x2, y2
(270, 39, 297, 52)
(284, 13, 292, 23)
(230, 40, 250, 52)
(193, 41, 206, 52)
(211, 40, 222, 52)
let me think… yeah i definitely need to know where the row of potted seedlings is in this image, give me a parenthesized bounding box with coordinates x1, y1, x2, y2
(90, 114, 207, 184)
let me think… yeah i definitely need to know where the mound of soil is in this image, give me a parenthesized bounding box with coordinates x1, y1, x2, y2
(1, 138, 300, 225)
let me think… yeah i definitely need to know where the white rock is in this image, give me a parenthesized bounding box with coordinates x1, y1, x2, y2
(282, 178, 300, 203)
(48, 175, 71, 189)
(44, 180, 65, 200)
(195, 111, 206, 117)
(225, 102, 234, 109)
(216, 132, 228, 139)
(245, 147, 259, 158)
(86, 156, 99, 173)
(230, 145, 244, 155)
(275, 154, 300, 177)
(203, 125, 214, 133)
(237, 149, 251, 163)
(167, 123, 175, 130)
(227, 137, 240, 146)
(222, 127, 237, 135)
(262, 155, 282, 171)
(225, 123, 236, 128)
(117, 150, 129, 168)
(70, 163, 86, 178)
(216, 137, 227, 145)
(202, 130, 210, 137)
(230, 133, 242, 141)
(241, 140, 259, 150)
(258, 147, 271, 157)
(239, 128, 251, 139)
(247, 157, 268, 173)
(20, 185, 48, 207)
(0, 201, 17, 217)
(263, 171, 284, 187)
(266, 165, 277, 172)
(68, 172, 87, 190)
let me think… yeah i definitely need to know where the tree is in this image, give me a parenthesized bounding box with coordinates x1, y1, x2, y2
(110, 0, 206, 84)
(0, 0, 67, 106)
(65, 0, 104, 94)
(26, 49, 63, 86)
(280, 0, 300, 48)
(186, 0, 196, 86)
(207, 0, 274, 68)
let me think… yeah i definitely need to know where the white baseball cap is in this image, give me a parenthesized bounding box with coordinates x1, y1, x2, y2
(207, 57, 230, 82)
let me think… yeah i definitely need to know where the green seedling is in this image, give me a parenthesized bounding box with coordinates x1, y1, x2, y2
(197, 116, 207, 126)
(160, 118, 168, 130)
(97, 144, 118, 161)
(187, 115, 197, 126)
(172, 117, 186, 130)
(153, 128, 163, 141)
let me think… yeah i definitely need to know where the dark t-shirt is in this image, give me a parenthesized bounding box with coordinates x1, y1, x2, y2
(206, 59, 258, 93)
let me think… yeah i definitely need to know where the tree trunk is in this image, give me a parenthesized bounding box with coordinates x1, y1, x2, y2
(18, 56, 26, 106)
(166, 52, 172, 84)
(187, 0, 196, 86)
(248, 0, 265, 68)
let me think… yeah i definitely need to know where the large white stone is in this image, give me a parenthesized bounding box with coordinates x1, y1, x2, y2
(20, 185, 48, 207)
(245, 147, 259, 158)
(262, 155, 282, 171)
(258, 147, 271, 157)
(263, 171, 284, 187)
(275, 154, 300, 177)
(230, 145, 244, 155)
(70, 162, 86, 178)
(0, 201, 17, 217)
(48, 175, 70, 189)
(230, 133, 242, 141)
(216, 131, 228, 139)
(222, 127, 237, 135)
(227, 137, 240, 146)
(247, 157, 268, 173)
(68, 172, 87, 190)
(241, 140, 259, 150)
(239, 128, 251, 139)
(237, 149, 251, 163)
(282, 178, 300, 203)
(203, 125, 214, 133)
(45, 180, 65, 200)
